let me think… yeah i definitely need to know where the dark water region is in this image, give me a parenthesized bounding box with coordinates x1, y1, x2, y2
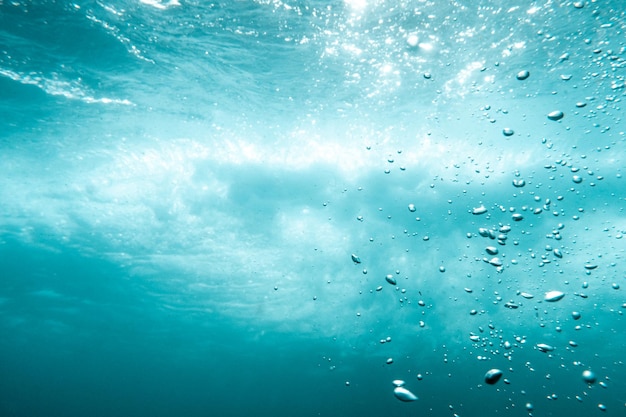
(1, 1, 625, 416)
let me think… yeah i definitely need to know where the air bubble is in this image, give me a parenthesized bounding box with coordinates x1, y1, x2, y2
(406, 34, 419, 47)
(537, 343, 555, 352)
(393, 386, 418, 402)
(472, 206, 488, 215)
(484, 369, 503, 384)
(547, 110, 564, 121)
(582, 370, 597, 384)
(544, 290, 564, 302)
(512, 178, 526, 187)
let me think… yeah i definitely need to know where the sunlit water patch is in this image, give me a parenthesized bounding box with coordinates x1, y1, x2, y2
(1, 1, 625, 416)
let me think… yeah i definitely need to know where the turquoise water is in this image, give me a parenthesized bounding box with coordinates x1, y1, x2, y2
(1, 1, 625, 416)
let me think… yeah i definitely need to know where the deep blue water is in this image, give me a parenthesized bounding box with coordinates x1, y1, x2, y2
(1, 1, 625, 416)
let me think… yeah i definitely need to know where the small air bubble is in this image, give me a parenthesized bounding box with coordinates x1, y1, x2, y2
(547, 110, 564, 121)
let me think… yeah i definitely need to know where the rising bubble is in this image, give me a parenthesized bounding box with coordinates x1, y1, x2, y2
(472, 206, 488, 215)
(484, 369, 503, 384)
(406, 34, 419, 47)
(547, 110, 564, 121)
(512, 178, 526, 187)
(385, 275, 397, 285)
(393, 386, 418, 402)
(582, 370, 597, 384)
(544, 290, 564, 302)
(485, 246, 498, 255)
(537, 343, 555, 352)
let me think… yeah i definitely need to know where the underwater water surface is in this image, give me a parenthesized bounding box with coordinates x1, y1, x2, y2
(1, 1, 625, 416)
